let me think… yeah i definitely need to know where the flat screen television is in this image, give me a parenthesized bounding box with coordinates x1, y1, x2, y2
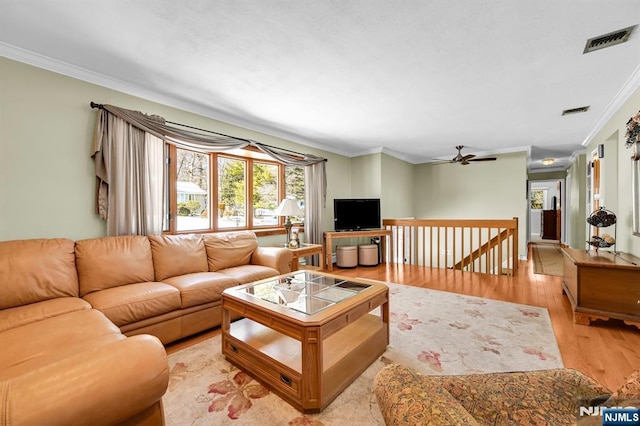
(333, 198, 381, 231)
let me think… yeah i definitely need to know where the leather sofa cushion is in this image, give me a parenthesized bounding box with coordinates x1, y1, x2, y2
(0, 309, 123, 381)
(0, 297, 91, 333)
(217, 264, 280, 284)
(162, 272, 239, 308)
(0, 334, 168, 426)
(75, 235, 155, 296)
(82, 282, 181, 327)
(204, 231, 258, 272)
(149, 234, 208, 281)
(0, 238, 78, 309)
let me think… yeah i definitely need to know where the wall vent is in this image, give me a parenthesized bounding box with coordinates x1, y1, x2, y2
(583, 25, 637, 53)
(562, 106, 590, 116)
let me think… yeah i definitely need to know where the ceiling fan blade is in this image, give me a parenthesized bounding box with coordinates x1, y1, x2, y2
(461, 154, 476, 161)
(468, 157, 497, 162)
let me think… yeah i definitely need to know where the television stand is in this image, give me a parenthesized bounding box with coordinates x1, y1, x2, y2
(323, 229, 392, 272)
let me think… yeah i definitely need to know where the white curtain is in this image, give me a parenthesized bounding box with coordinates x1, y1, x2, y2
(92, 113, 164, 236)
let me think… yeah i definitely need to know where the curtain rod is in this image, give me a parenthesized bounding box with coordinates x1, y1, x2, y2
(90, 101, 324, 160)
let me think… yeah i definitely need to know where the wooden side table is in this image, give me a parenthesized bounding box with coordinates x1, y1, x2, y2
(286, 243, 325, 271)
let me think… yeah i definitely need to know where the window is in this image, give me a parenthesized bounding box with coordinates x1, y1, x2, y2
(218, 156, 246, 229)
(530, 189, 545, 210)
(253, 162, 278, 227)
(285, 165, 305, 222)
(167, 146, 304, 233)
(176, 149, 209, 231)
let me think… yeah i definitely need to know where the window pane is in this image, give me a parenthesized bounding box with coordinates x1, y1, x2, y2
(176, 149, 209, 231)
(285, 166, 305, 222)
(163, 144, 170, 232)
(253, 162, 278, 227)
(218, 156, 246, 228)
(530, 189, 544, 210)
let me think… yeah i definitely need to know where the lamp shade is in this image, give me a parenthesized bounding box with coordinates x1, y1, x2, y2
(275, 198, 303, 217)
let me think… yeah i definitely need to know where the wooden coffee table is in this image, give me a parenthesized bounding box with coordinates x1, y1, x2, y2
(221, 271, 389, 413)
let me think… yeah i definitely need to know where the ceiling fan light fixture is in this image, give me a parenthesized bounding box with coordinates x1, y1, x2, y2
(542, 158, 555, 166)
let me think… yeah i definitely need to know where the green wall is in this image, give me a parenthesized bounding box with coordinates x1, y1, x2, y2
(413, 152, 529, 258)
(566, 154, 587, 249)
(5, 55, 635, 259)
(585, 84, 640, 257)
(351, 153, 382, 197)
(0, 57, 342, 241)
(381, 154, 414, 219)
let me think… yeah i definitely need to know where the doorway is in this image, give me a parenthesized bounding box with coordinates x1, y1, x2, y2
(529, 179, 563, 243)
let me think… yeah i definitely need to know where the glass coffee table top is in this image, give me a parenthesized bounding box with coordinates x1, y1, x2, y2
(240, 271, 372, 315)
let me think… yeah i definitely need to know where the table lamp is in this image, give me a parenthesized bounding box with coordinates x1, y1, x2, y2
(275, 197, 303, 248)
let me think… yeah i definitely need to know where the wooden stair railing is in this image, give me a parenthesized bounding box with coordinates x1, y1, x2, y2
(382, 217, 519, 276)
(452, 228, 511, 273)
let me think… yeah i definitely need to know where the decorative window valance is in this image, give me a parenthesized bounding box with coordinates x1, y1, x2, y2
(92, 103, 327, 168)
(90, 102, 327, 244)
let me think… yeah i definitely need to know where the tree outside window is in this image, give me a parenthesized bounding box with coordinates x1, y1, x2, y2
(252, 162, 278, 227)
(218, 156, 247, 229)
(530, 189, 545, 210)
(285, 166, 305, 223)
(168, 146, 303, 233)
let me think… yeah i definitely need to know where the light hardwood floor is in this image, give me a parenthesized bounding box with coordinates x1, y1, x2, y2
(167, 243, 640, 392)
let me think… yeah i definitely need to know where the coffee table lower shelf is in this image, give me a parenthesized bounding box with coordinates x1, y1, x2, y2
(222, 313, 387, 413)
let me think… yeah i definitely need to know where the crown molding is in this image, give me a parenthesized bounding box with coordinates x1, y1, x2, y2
(0, 42, 351, 158)
(0, 42, 150, 99)
(582, 62, 640, 147)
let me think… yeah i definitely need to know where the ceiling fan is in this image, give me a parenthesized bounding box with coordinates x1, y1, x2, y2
(450, 145, 497, 165)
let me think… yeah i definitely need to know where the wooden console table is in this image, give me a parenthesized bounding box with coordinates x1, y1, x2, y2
(561, 247, 640, 328)
(323, 229, 392, 271)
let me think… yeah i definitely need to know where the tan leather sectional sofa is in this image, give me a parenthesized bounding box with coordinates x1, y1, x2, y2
(0, 231, 292, 426)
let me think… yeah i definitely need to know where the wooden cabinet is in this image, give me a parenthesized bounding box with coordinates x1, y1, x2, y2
(541, 210, 559, 240)
(561, 247, 640, 328)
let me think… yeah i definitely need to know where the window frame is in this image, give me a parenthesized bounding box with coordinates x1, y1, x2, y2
(165, 144, 299, 236)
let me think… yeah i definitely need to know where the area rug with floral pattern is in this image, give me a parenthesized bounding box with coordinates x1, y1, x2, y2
(164, 282, 563, 425)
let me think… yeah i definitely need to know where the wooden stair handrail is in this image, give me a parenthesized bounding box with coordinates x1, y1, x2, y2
(452, 228, 510, 271)
(382, 217, 518, 276)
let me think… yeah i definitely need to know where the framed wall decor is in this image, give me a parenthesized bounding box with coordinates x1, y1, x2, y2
(633, 143, 640, 237)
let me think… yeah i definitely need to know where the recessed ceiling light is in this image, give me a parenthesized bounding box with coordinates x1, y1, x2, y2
(542, 158, 555, 165)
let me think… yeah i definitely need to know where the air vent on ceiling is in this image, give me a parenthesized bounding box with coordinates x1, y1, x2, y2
(583, 25, 637, 53)
(562, 106, 590, 116)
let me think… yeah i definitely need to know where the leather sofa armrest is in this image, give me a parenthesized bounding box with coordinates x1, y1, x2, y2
(374, 364, 480, 426)
(251, 247, 293, 274)
(0, 334, 169, 426)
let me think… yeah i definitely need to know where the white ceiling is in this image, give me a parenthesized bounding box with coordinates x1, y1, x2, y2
(2, 1, 640, 172)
